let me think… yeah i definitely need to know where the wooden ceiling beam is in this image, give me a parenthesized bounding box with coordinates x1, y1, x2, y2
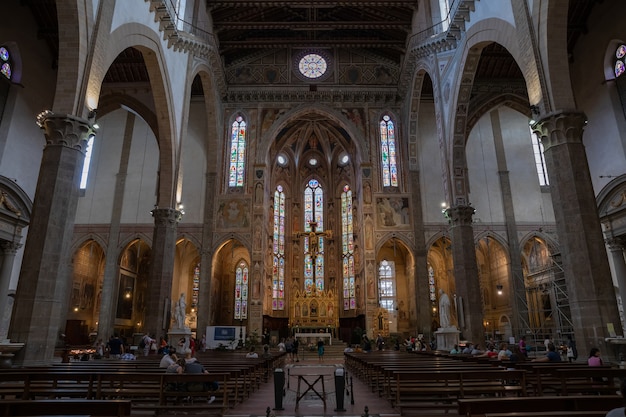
(219, 39, 406, 50)
(207, 1, 418, 8)
(213, 21, 411, 31)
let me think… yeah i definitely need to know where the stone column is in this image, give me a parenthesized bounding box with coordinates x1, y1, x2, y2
(490, 110, 528, 337)
(0, 241, 21, 341)
(532, 111, 621, 355)
(196, 172, 217, 337)
(97, 113, 135, 342)
(9, 113, 93, 365)
(606, 238, 626, 322)
(144, 208, 182, 339)
(409, 171, 430, 336)
(444, 205, 483, 346)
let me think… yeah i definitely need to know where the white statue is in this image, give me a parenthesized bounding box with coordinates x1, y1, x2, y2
(174, 293, 187, 329)
(439, 289, 451, 328)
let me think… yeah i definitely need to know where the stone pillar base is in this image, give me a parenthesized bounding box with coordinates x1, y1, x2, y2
(435, 327, 461, 351)
(168, 328, 192, 352)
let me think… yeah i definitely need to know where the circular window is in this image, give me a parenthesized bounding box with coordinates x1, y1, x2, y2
(294, 50, 332, 82)
(299, 54, 327, 79)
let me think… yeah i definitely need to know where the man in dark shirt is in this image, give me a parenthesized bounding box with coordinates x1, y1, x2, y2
(107, 334, 124, 359)
(184, 351, 218, 403)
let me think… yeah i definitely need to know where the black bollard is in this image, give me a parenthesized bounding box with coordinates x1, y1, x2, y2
(273, 368, 285, 410)
(334, 367, 346, 411)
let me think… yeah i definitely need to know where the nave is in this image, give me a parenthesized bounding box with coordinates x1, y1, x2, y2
(0, 345, 624, 417)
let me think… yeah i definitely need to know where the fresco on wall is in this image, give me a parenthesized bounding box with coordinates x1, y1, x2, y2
(216, 199, 250, 229)
(375, 197, 410, 228)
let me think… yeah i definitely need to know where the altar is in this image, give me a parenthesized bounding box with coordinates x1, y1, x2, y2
(290, 288, 338, 330)
(295, 332, 332, 346)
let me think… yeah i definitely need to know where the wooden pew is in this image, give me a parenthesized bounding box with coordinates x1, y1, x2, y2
(515, 362, 612, 396)
(457, 395, 624, 416)
(0, 399, 131, 417)
(554, 367, 625, 395)
(484, 412, 608, 417)
(393, 368, 527, 414)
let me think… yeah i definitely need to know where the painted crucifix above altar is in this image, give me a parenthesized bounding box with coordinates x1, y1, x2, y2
(295, 220, 333, 293)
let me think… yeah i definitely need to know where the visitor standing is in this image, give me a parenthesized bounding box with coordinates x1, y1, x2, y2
(317, 338, 325, 362)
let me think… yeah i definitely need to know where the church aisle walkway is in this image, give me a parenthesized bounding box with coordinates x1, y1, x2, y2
(223, 357, 401, 417)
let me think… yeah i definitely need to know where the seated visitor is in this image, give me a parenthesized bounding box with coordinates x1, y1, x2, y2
(262, 344, 272, 359)
(588, 347, 603, 366)
(160, 351, 178, 368)
(532, 342, 561, 362)
(470, 344, 484, 355)
(497, 343, 512, 360)
(184, 354, 218, 404)
(462, 343, 473, 354)
(246, 346, 259, 358)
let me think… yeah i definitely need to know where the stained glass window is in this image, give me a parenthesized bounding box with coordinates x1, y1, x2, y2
(0, 47, 12, 80)
(615, 44, 626, 78)
(341, 185, 355, 310)
(229, 115, 246, 187)
(299, 53, 327, 79)
(192, 263, 200, 308)
(380, 115, 398, 187)
(304, 179, 324, 294)
(234, 261, 248, 319)
(272, 186, 286, 310)
(378, 260, 396, 312)
(428, 265, 436, 302)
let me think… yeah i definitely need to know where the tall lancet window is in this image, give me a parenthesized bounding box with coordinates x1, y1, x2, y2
(378, 259, 396, 312)
(380, 114, 398, 187)
(272, 186, 286, 310)
(229, 115, 246, 187)
(341, 185, 356, 310)
(234, 260, 249, 319)
(304, 179, 324, 294)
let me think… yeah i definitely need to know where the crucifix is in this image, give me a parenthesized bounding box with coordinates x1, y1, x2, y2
(295, 221, 333, 292)
(300, 221, 332, 260)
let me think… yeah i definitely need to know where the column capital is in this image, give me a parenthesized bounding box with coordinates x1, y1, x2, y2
(37, 112, 95, 152)
(151, 207, 183, 225)
(444, 205, 475, 226)
(530, 110, 587, 151)
(606, 236, 625, 251)
(0, 241, 21, 255)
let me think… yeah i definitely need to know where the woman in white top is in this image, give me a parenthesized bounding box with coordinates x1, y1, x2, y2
(245, 346, 258, 358)
(277, 338, 286, 352)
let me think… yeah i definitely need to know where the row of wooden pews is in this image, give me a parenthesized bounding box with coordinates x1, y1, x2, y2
(344, 349, 626, 416)
(0, 349, 286, 416)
